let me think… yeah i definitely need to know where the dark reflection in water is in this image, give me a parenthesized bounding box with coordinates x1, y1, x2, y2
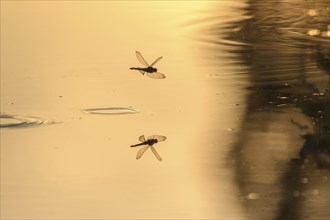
(212, 0, 329, 219)
(0, 114, 56, 128)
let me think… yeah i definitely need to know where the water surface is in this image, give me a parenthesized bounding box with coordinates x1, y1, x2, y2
(1, 1, 329, 220)
(1, 1, 245, 219)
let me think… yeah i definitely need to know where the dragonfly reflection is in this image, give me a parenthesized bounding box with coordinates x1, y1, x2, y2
(130, 51, 166, 79)
(130, 135, 166, 161)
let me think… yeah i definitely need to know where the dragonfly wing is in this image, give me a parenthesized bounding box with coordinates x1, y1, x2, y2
(150, 56, 163, 67)
(147, 135, 166, 142)
(139, 135, 146, 142)
(136, 146, 149, 160)
(150, 146, 162, 161)
(146, 72, 166, 79)
(136, 51, 149, 67)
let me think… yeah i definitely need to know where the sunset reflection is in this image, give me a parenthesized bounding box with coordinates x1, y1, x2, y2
(1, 1, 329, 220)
(0, 1, 236, 219)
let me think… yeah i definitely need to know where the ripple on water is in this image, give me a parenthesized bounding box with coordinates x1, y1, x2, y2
(81, 107, 140, 115)
(0, 114, 56, 128)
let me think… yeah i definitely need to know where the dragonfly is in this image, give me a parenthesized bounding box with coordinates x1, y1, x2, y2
(130, 51, 166, 79)
(130, 135, 166, 161)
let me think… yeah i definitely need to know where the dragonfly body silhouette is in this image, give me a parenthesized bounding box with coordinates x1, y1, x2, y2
(130, 51, 166, 79)
(130, 66, 157, 73)
(130, 135, 166, 161)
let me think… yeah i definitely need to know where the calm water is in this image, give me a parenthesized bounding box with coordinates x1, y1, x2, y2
(1, 1, 329, 220)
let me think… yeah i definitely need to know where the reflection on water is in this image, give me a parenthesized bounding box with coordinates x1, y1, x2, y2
(0, 114, 57, 128)
(210, 0, 330, 219)
(1, 1, 229, 219)
(130, 135, 167, 161)
(82, 107, 140, 115)
(1, 0, 329, 219)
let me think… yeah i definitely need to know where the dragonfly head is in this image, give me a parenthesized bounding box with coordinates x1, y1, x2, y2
(154, 68, 158, 72)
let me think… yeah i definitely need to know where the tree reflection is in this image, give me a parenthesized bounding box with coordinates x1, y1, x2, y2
(217, 0, 330, 219)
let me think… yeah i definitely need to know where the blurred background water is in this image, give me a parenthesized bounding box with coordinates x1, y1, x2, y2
(1, 1, 329, 220)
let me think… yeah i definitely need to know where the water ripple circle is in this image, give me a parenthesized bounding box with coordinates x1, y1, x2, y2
(82, 107, 140, 115)
(0, 114, 56, 128)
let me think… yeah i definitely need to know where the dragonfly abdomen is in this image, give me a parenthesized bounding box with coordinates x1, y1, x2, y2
(130, 142, 148, 147)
